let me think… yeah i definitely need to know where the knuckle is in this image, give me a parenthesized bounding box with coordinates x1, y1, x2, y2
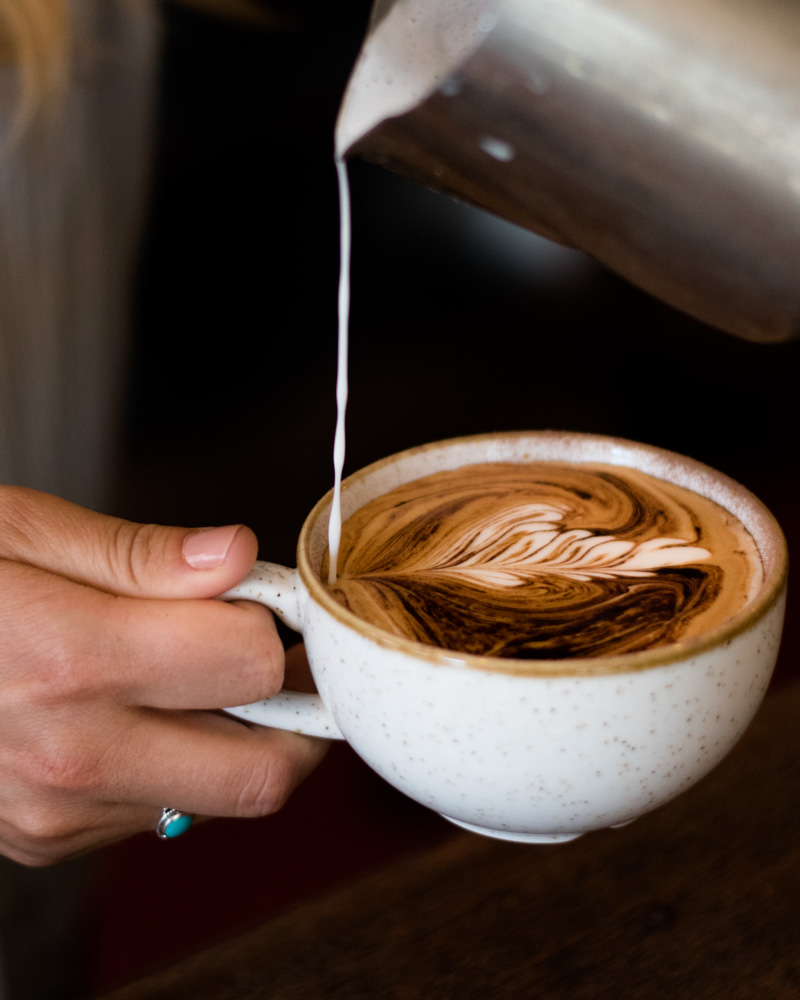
(234, 611, 284, 698)
(106, 520, 166, 594)
(23, 626, 107, 707)
(11, 806, 81, 861)
(235, 757, 294, 818)
(32, 647, 97, 705)
(3, 840, 56, 867)
(5, 848, 49, 868)
(22, 739, 103, 796)
(13, 584, 116, 708)
(0, 485, 38, 559)
(1, 578, 112, 709)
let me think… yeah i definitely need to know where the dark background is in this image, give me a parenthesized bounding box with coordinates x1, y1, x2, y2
(26, 1, 799, 994)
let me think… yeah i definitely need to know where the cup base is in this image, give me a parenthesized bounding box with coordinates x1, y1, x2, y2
(440, 815, 585, 844)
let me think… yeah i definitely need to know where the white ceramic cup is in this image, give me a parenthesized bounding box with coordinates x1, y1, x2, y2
(222, 432, 787, 844)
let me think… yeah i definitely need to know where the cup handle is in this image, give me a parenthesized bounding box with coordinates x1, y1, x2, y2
(220, 559, 304, 630)
(219, 560, 345, 741)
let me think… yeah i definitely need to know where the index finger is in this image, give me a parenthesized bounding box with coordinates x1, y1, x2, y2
(21, 568, 288, 711)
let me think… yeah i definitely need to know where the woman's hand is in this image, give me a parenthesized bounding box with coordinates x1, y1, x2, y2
(0, 486, 326, 866)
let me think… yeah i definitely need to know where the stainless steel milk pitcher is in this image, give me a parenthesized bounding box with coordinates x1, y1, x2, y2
(336, 0, 800, 342)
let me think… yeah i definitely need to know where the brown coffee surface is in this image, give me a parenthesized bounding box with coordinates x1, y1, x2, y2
(325, 462, 761, 659)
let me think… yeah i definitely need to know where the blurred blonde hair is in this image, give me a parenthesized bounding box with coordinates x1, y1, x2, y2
(0, 0, 70, 123)
(0, 0, 281, 124)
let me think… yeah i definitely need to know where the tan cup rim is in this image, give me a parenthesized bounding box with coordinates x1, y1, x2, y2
(297, 431, 788, 677)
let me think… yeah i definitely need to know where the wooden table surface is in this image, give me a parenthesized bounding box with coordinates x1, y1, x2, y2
(101, 680, 800, 1000)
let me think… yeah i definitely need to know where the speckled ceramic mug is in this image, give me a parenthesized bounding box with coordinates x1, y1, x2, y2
(222, 432, 787, 843)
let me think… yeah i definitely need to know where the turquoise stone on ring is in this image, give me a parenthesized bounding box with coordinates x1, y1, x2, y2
(156, 808, 194, 840)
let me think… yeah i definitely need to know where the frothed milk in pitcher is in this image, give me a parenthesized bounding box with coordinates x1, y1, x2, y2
(335, 0, 504, 159)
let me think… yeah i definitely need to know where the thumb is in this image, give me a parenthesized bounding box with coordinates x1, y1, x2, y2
(0, 486, 259, 599)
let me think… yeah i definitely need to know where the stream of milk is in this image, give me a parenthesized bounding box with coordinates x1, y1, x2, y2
(327, 157, 351, 584)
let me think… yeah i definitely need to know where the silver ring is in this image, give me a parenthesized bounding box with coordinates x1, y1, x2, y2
(155, 807, 194, 840)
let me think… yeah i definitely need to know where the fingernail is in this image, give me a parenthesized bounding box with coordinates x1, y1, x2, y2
(182, 525, 242, 569)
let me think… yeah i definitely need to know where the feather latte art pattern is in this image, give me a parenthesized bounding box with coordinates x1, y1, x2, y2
(325, 463, 760, 659)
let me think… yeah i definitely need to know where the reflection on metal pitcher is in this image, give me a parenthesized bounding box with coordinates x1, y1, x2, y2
(338, 0, 800, 343)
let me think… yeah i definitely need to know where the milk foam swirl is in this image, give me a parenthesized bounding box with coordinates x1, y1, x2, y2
(325, 462, 760, 659)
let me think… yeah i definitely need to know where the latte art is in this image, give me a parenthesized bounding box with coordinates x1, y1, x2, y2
(325, 462, 761, 659)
